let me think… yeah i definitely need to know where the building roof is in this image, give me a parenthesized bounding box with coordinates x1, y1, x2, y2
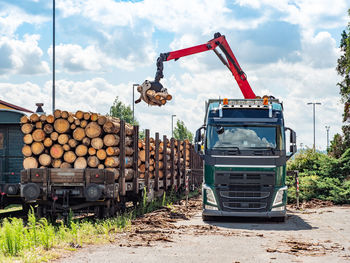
(0, 99, 33, 113)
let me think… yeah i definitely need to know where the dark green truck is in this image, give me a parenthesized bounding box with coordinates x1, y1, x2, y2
(195, 98, 296, 221)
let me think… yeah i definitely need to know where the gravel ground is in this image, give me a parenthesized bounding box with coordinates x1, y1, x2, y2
(57, 201, 350, 263)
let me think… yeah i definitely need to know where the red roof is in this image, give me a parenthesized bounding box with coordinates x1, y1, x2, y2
(0, 99, 33, 113)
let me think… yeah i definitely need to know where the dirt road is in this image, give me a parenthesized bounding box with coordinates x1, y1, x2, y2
(58, 200, 350, 263)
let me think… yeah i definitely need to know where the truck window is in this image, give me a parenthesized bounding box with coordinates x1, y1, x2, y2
(207, 125, 278, 150)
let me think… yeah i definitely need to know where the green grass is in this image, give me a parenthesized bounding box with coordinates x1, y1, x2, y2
(0, 188, 200, 262)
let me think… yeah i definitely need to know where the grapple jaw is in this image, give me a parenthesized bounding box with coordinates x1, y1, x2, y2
(135, 80, 172, 106)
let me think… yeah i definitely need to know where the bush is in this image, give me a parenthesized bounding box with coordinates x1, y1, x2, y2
(287, 149, 350, 204)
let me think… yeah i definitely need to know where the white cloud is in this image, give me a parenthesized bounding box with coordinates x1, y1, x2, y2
(0, 3, 48, 37)
(0, 34, 49, 75)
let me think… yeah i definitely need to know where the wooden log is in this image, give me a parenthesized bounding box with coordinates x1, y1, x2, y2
(139, 173, 145, 179)
(35, 121, 43, 129)
(50, 144, 64, 159)
(88, 147, 96, 155)
(103, 120, 120, 134)
(73, 127, 85, 141)
(125, 124, 134, 136)
(74, 118, 80, 126)
(50, 131, 59, 141)
(125, 169, 134, 181)
(149, 165, 154, 172)
(138, 150, 145, 162)
(30, 113, 40, 123)
(32, 129, 45, 142)
(82, 137, 91, 146)
(22, 145, 32, 157)
(23, 134, 33, 144)
(96, 149, 107, 160)
(51, 159, 61, 168)
(43, 137, 53, 148)
(62, 144, 70, 151)
(104, 156, 120, 168)
(98, 164, 104, 169)
(158, 170, 164, 179)
(21, 123, 33, 134)
(97, 115, 107, 126)
(61, 111, 69, 119)
(31, 142, 44, 155)
(23, 157, 38, 169)
(125, 157, 133, 168)
(58, 134, 69, 145)
(83, 112, 91, 120)
(54, 119, 70, 133)
(74, 157, 87, 169)
(70, 124, 76, 130)
(87, 156, 100, 168)
(90, 113, 99, 122)
(80, 120, 88, 128)
(125, 146, 134, 156)
(67, 115, 75, 124)
(39, 114, 46, 122)
(39, 153, 51, 167)
(68, 138, 78, 148)
(54, 109, 61, 119)
(20, 115, 29, 124)
(125, 136, 133, 146)
(75, 144, 88, 157)
(103, 134, 120, 146)
(43, 124, 53, 134)
(138, 163, 145, 173)
(63, 151, 76, 163)
(91, 138, 103, 150)
(106, 146, 120, 156)
(85, 122, 102, 138)
(46, 115, 55, 124)
(75, 110, 84, 120)
(60, 162, 72, 168)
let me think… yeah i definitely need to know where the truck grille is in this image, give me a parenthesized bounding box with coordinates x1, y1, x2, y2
(215, 171, 275, 212)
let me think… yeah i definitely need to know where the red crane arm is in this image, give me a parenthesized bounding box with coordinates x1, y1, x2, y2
(154, 33, 256, 99)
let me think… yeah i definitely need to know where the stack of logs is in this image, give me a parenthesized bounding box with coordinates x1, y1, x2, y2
(137, 138, 190, 179)
(137, 85, 172, 106)
(21, 110, 191, 182)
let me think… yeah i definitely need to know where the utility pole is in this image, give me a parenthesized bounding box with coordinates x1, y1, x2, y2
(307, 102, 321, 151)
(171, 114, 176, 138)
(132, 84, 139, 124)
(325, 126, 330, 151)
(52, 0, 56, 113)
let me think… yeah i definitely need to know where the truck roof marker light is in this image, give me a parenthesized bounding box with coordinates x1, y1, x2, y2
(263, 97, 269, 105)
(223, 98, 228, 105)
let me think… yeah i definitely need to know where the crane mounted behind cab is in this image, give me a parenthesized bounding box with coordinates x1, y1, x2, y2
(135, 32, 257, 106)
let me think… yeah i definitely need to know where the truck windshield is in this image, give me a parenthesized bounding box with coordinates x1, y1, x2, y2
(207, 125, 279, 150)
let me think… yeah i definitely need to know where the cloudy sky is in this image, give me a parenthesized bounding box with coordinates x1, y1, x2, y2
(0, 0, 348, 150)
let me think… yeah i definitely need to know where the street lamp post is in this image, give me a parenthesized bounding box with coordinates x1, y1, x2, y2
(132, 84, 139, 124)
(325, 126, 330, 150)
(171, 115, 176, 138)
(307, 102, 321, 151)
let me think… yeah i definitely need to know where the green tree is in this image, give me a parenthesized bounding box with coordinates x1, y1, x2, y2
(173, 120, 193, 142)
(109, 96, 138, 125)
(329, 9, 350, 157)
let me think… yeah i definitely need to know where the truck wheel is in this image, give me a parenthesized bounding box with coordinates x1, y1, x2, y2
(272, 216, 286, 223)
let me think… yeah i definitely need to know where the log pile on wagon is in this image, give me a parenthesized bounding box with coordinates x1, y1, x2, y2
(20, 110, 190, 182)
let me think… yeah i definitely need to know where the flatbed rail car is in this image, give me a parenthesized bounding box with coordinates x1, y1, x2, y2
(0, 109, 27, 209)
(20, 121, 203, 218)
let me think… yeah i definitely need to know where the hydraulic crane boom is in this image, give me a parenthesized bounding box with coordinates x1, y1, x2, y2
(153, 32, 256, 99)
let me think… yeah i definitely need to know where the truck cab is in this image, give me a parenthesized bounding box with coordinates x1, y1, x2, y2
(195, 98, 296, 221)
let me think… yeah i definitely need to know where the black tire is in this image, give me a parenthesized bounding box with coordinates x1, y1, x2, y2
(271, 216, 286, 222)
(202, 215, 215, 221)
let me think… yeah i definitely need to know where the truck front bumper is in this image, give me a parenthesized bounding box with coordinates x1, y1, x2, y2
(202, 209, 286, 218)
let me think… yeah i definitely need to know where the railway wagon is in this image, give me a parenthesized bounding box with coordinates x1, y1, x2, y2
(0, 109, 26, 208)
(20, 120, 203, 219)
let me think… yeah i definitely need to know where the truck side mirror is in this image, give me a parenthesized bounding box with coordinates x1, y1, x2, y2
(291, 130, 296, 144)
(285, 127, 297, 160)
(194, 126, 205, 155)
(195, 128, 201, 143)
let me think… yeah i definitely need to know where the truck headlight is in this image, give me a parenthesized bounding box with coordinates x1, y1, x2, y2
(202, 184, 217, 205)
(204, 204, 218, 210)
(272, 186, 287, 206)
